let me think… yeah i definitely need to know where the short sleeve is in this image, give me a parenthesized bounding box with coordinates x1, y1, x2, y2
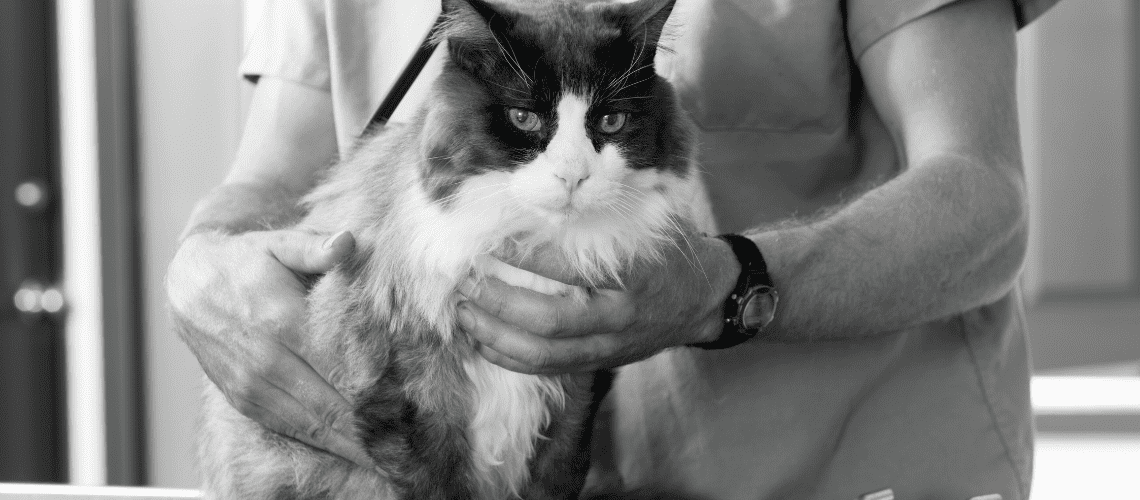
(846, 0, 1062, 58)
(239, 0, 331, 90)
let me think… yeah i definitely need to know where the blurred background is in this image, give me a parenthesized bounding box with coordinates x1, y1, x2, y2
(0, 0, 1135, 498)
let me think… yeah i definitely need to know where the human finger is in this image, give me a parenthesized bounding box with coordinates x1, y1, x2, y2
(473, 254, 578, 297)
(457, 301, 612, 373)
(473, 342, 549, 374)
(238, 375, 373, 468)
(262, 229, 355, 275)
(458, 276, 602, 338)
(234, 347, 372, 467)
(506, 243, 591, 287)
(474, 335, 614, 375)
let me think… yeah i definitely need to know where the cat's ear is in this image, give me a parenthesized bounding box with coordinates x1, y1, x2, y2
(438, 0, 519, 74)
(620, 0, 677, 52)
(438, 0, 517, 41)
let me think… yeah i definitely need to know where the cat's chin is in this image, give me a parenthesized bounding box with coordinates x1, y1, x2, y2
(527, 206, 585, 228)
(482, 207, 668, 290)
(521, 202, 621, 229)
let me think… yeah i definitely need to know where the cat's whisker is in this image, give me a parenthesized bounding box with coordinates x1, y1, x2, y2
(609, 74, 658, 97)
(483, 79, 529, 97)
(603, 64, 652, 99)
(605, 61, 654, 95)
(614, 185, 648, 203)
(489, 32, 534, 88)
(605, 197, 637, 218)
(665, 215, 714, 292)
(609, 200, 642, 219)
(433, 187, 511, 222)
(610, 193, 641, 212)
(432, 181, 505, 206)
(609, 187, 706, 285)
(604, 29, 650, 94)
(605, 95, 654, 102)
(450, 187, 512, 216)
(619, 184, 651, 198)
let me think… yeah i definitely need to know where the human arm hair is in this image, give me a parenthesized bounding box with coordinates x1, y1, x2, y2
(750, 0, 1028, 340)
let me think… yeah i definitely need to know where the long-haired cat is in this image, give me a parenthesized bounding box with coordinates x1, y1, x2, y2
(199, 0, 705, 498)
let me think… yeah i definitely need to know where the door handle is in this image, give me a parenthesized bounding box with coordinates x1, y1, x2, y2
(13, 279, 66, 318)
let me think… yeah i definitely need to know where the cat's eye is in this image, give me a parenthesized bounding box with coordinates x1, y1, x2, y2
(598, 113, 627, 134)
(507, 108, 542, 132)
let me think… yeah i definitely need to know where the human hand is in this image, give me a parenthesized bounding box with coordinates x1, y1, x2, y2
(166, 229, 373, 467)
(456, 232, 740, 374)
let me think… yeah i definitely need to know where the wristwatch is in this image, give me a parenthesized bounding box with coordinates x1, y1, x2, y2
(691, 233, 779, 349)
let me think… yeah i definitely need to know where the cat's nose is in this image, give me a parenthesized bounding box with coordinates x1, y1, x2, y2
(554, 171, 589, 194)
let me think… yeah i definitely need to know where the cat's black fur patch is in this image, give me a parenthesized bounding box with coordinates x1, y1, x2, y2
(356, 346, 475, 500)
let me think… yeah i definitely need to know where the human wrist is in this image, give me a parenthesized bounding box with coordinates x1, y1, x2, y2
(180, 181, 306, 241)
(690, 235, 739, 345)
(690, 233, 776, 349)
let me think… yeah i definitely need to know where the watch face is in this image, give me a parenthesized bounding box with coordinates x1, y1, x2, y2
(740, 286, 777, 331)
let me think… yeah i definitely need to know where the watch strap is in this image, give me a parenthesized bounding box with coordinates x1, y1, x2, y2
(691, 233, 773, 350)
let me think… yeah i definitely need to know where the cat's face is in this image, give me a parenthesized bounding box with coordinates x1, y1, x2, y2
(421, 0, 690, 221)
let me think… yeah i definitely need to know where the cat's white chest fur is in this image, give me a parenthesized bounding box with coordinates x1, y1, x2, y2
(463, 356, 564, 497)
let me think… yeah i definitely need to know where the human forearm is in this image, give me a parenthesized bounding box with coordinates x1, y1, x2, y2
(180, 180, 309, 239)
(752, 154, 1028, 340)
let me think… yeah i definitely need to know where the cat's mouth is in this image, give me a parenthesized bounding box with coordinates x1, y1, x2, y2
(527, 199, 591, 226)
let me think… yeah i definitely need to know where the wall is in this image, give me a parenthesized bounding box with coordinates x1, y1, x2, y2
(134, 0, 244, 487)
(1018, 0, 1140, 371)
(1020, 0, 1137, 297)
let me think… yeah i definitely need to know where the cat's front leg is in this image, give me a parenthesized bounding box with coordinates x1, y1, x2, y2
(523, 370, 615, 500)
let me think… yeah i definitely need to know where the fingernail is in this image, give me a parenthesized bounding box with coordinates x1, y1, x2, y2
(336, 434, 372, 467)
(323, 231, 348, 250)
(456, 302, 472, 326)
(457, 277, 475, 296)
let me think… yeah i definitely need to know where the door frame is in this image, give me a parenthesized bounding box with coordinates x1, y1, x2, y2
(56, 0, 145, 485)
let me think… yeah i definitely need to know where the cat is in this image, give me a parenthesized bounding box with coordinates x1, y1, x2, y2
(198, 0, 706, 498)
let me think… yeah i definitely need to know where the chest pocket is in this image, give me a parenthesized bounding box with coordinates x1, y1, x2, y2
(659, 0, 852, 134)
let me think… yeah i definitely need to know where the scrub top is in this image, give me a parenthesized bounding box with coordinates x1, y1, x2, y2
(240, 0, 1060, 498)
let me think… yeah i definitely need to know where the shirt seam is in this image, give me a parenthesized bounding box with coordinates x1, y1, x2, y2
(959, 315, 1027, 500)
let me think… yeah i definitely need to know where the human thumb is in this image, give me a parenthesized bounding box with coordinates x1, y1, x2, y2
(265, 229, 356, 274)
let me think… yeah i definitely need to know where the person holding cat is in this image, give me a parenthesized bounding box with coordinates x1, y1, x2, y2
(167, 0, 1059, 498)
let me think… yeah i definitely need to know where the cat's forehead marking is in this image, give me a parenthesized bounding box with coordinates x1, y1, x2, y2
(543, 93, 593, 166)
(555, 94, 589, 136)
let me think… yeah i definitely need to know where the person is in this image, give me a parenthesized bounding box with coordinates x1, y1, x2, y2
(165, 0, 1060, 497)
